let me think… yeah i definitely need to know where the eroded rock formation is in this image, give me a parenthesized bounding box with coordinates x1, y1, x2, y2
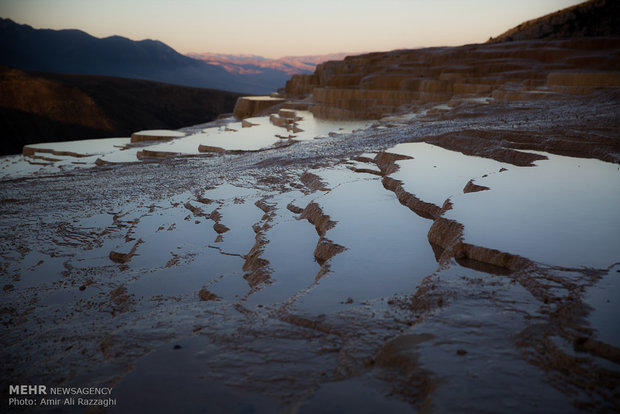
(285, 37, 620, 119)
(233, 96, 286, 119)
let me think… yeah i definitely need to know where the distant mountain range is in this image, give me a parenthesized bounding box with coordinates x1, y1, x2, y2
(186, 52, 351, 76)
(0, 18, 344, 94)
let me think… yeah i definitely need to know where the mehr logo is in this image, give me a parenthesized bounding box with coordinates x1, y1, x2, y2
(8, 385, 117, 408)
(9, 385, 47, 395)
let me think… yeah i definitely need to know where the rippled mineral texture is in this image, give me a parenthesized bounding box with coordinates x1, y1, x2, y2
(2, 3, 620, 413)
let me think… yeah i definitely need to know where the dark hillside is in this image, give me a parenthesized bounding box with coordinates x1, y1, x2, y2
(0, 18, 267, 94)
(489, 0, 620, 42)
(0, 67, 241, 155)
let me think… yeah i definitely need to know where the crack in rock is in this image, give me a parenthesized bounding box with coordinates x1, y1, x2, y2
(242, 197, 276, 289)
(292, 201, 347, 280)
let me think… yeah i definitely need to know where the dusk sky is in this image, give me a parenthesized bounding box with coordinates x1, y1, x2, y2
(2, 0, 585, 58)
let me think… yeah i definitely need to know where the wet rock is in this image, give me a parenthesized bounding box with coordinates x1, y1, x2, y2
(313, 237, 346, 266)
(279, 109, 298, 119)
(426, 131, 548, 167)
(233, 96, 286, 119)
(184, 202, 207, 217)
(427, 216, 530, 272)
(108, 239, 142, 264)
(286, 203, 304, 214)
(213, 223, 230, 234)
(208, 209, 222, 222)
(255, 200, 274, 214)
(463, 179, 490, 193)
(243, 233, 271, 288)
(97, 155, 129, 168)
(300, 172, 329, 192)
(269, 113, 294, 129)
(136, 149, 180, 160)
(22, 145, 90, 159)
(298, 202, 335, 237)
(455, 242, 530, 272)
(78, 278, 94, 291)
(351, 155, 376, 164)
(165, 254, 180, 268)
(243, 268, 271, 288)
(198, 288, 219, 302)
(373, 152, 413, 175)
(382, 177, 441, 220)
(198, 145, 225, 153)
(108, 248, 133, 264)
(574, 336, 620, 364)
(279, 313, 334, 334)
(108, 285, 133, 314)
(348, 166, 383, 176)
(130, 130, 185, 143)
(241, 119, 258, 128)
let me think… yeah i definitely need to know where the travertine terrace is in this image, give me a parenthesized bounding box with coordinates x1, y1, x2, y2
(285, 38, 620, 120)
(2, 8, 620, 414)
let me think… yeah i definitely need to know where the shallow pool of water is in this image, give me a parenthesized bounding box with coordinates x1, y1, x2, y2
(292, 167, 438, 314)
(389, 142, 508, 208)
(584, 264, 620, 347)
(445, 152, 620, 268)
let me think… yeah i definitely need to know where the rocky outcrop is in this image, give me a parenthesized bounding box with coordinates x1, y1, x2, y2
(462, 180, 489, 194)
(300, 172, 329, 193)
(130, 130, 185, 143)
(283, 37, 620, 119)
(293, 200, 346, 280)
(135, 149, 180, 160)
(547, 71, 620, 93)
(269, 108, 303, 132)
(243, 198, 277, 289)
(373, 152, 413, 175)
(427, 216, 530, 273)
(108, 239, 143, 264)
(243, 225, 271, 288)
(198, 288, 219, 301)
(233, 96, 286, 119)
(382, 177, 441, 220)
(22, 146, 90, 158)
(488, 0, 620, 43)
(285, 74, 318, 97)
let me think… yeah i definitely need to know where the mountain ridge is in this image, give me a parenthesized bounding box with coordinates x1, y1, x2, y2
(488, 0, 620, 42)
(0, 18, 276, 94)
(187, 52, 352, 75)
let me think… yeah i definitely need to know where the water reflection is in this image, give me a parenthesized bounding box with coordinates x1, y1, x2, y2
(445, 152, 620, 268)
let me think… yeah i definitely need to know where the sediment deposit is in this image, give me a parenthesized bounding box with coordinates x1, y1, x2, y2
(2, 25, 620, 414)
